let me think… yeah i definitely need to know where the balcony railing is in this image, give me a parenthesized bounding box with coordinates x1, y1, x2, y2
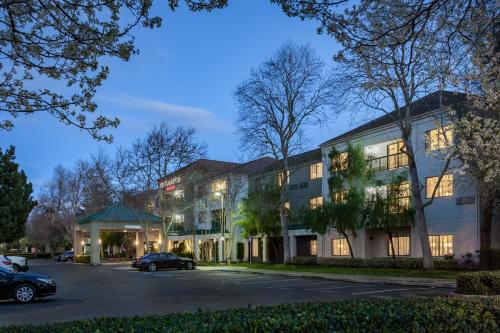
(368, 152, 408, 172)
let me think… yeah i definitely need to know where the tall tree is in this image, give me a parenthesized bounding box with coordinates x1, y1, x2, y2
(0, 0, 232, 140)
(321, 1, 467, 269)
(235, 42, 335, 263)
(0, 146, 36, 243)
(236, 184, 282, 259)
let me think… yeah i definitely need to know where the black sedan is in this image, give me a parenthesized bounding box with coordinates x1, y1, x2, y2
(132, 252, 196, 272)
(0, 267, 56, 303)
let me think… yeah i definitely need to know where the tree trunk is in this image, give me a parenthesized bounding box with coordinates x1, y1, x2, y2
(341, 231, 355, 258)
(388, 231, 396, 260)
(405, 138, 434, 269)
(280, 155, 291, 264)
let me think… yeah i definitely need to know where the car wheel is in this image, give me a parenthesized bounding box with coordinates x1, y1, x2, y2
(14, 284, 36, 303)
(147, 263, 157, 272)
(185, 262, 194, 270)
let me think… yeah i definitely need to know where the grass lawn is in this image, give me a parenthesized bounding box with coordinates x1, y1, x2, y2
(224, 262, 460, 279)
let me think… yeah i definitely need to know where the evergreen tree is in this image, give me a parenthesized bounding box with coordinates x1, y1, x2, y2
(0, 146, 37, 243)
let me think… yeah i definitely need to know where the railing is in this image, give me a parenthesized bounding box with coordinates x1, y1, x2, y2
(368, 152, 408, 172)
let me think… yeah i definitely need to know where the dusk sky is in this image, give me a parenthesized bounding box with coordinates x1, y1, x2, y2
(1, 0, 364, 194)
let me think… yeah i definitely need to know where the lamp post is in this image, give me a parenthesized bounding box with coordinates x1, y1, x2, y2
(214, 191, 224, 262)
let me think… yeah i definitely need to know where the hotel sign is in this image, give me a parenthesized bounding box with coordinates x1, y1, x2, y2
(159, 176, 181, 191)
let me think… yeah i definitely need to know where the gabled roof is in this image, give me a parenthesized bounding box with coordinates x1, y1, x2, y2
(78, 202, 161, 224)
(231, 157, 277, 174)
(158, 159, 241, 183)
(250, 148, 322, 176)
(320, 91, 467, 147)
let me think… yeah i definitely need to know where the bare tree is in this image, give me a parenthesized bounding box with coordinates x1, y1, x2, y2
(327, 0, 474, 269)
(235, 42, 335, 263)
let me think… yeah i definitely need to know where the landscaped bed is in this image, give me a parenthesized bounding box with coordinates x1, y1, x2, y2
(227, 262, 461, 279)
(1, 298, 498, 332)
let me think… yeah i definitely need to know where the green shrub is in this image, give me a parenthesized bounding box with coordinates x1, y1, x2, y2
(74, 255, 90, 264)
(1, 298, 498, 333)
(456, 271, 500, 295)
(316, 257, 460, 270)
(292, 256, 318, 265)
(35, 253, 52, 259)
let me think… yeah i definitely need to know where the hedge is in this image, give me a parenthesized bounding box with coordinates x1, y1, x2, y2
(74, 255, 90, 264)
(456, 271, 500, 295)
(1, 298, 498, 333)
(290, 256, 460, 270)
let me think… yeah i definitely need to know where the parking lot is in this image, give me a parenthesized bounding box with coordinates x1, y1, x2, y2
(0, 260, 452, 326)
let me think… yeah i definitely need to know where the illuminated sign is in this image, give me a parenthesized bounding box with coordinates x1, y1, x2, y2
(165, 184, 176, 193)
(124, 225, 142, 230)
(159, 176, 181, 189)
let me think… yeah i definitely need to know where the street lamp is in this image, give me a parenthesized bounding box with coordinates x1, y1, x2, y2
(214, 191, 225, 262)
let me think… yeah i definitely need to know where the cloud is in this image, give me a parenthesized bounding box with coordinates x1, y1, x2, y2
(100, 95, 234, 134)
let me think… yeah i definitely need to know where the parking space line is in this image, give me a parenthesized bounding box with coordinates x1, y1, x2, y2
(240, 278, 300, 285)
(304, 284, 371, 291)
(267, 281, 338, 289)
(351, 288, 426, 295)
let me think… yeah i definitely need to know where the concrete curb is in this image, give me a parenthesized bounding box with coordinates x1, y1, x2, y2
(197, 266, 456, 289)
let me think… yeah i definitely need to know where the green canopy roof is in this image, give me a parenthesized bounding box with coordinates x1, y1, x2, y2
(78, 202, 161, 224)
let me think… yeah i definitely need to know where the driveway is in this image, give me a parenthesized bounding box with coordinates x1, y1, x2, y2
(0, 260, 451, 326)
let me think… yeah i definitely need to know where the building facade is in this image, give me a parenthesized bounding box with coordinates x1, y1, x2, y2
(157, 158, 275, 262)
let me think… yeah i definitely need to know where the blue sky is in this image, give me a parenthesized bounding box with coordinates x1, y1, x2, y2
(1, 0, 359, 194)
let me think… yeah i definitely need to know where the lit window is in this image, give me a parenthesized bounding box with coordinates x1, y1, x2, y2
(332, 238, 349, 256)
(387, 236, 410, 256)
(309, 196, 323, 209)
(426, 125, 453, 151)
(388, 181, 411, 213)
(387, 140, 408, 169)
(175, 214, 184, 223)
(211, 179, 226, 193)
(310, 162, 323, 179)
(429, 235, 453, 256)
(331, 152, 348, 172)
(310, 239, 317, 256)
(251, 238, 259, 257)
(426, 174, 453, 198)
(277, 170, 290, 186)
(333, 190, 348, 204)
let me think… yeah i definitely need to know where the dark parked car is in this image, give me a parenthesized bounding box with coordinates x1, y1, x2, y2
(132, 252, 196, 272)
(54, 251, 74, 262)
(0, 267, 56, 303)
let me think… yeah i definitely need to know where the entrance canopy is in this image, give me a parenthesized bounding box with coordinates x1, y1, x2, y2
(75, 202, 162, 265)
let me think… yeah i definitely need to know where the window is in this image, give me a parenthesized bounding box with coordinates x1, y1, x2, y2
(211, 179, 226, 193)
(310, 162, 323, 179)
(197, 211, 207, 224)
(387, 236, 410, 256)
(332, 190, 348, 204)
(309, 196, 323, 209)
(387, 140, 408, 169)
(331, 152, 348, 172)
(251, 238, 259, 257)
(277, 170, 290, 186)
(388, 182, 411, 213)
(310, 239, 317, 256)
(175, 214, 184, 223)
(426, 174, 453, 198)
(332, 238, 349, 256)
(426, 125, 453, 151)
(429, 235, 453, 256)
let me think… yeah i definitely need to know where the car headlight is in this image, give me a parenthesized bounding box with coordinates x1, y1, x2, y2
(36, 278, 53, 284)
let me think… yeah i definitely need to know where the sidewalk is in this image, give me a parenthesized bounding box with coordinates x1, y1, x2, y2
(197, 265, 456, 288)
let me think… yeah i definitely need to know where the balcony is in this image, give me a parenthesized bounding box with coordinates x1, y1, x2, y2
(368, 152, 408, 172)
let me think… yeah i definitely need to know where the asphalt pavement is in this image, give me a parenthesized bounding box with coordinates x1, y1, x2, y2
(0, 260, 452, 326)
